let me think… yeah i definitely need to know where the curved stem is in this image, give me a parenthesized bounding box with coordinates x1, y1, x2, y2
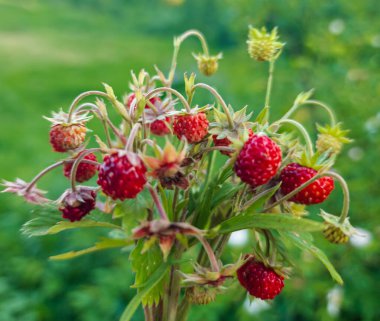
(67, 91, 108, 122)
(147, 184, 169, 221)
(326, 171, 350, 223)
(264, 172, 323, 211)
(25, 161, 64, 192)
(193, 83, 234, 128)
(194, 234, 220, 272)
(146, 87, 191, 113)
(178, 30, 209, 56)
(125, 123, 141, 152)
(273, 119, 314, 156)
(304, 100, 336, 126)
(167, 29, 210, 86)
(75, 102, 125, 145)
(281, 100, 336, 127)
(70, 148, 101, 192)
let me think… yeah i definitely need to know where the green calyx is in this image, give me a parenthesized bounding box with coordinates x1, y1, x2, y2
(320, 210, 356, 244)
(209, 105, 253, 140)
(316, 123, 352, 155)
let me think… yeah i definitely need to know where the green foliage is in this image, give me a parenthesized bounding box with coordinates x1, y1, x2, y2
(120, 260, 170, 321)
(130, 240, 168, 307)
(0, 1, 379, 320)
(214, 213, 325, 234)
(280, 231, 343, 285)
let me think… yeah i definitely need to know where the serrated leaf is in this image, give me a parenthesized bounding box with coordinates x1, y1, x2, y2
(49, 238, 133, 261)
(280, 231, 343, 284)
(21, 208, 62, 237)
(130, 240, 167, 307)
(21, 208, 122, 237)
(214, 213, 325, 235)
(119, 261, 169, 321)
(113, 189, 152, 232)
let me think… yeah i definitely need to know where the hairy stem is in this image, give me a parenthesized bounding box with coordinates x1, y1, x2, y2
(273, 118, 314, 156)
(193, 83, 234, 128)
(262, 59, 275, 123)
(69, 148, 101, 192)
(264, 173, 323, 211)
(25, 161, 64, 192)
(146, 87, 191, 113)
(125, 123, 141, 152)
(326, 171, 350, 223)
(147, 184, 169, 221)
(194, 235, 220, 272)
(167, 30, 210, 86)
(67, 90, 108, 122)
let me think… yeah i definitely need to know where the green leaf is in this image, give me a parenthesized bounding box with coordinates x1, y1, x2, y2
(192, 165, 235, 229)
(214, 213, 325, 235)
(21, 208, 62, 237)
(130, 240, 167, 307)
(113, 189, 152, 232)
(49, 238, 133, 261)
(119, 261, 169, 321)
(280, 231, 343, 285)
(48, 220, 122, 235)
(245, 183, 281, 213)
(22, 208, 121, 237)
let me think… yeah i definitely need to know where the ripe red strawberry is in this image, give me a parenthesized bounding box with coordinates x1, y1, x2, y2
(49, 124, 86, 152)
(173, 113, 209, 144)
(212, 135, 231, 155)
(234, 134, 282, 188)
(280, 163, 334, 205)
(97, 152, 147, 200)
(63, 152, 98, 183)
(149, 117, 171, 136)
(237, 257, 284, 300)
(212, 129, 254, 156)
(59, 188, 96, 222)
(126, 93, 161, 110)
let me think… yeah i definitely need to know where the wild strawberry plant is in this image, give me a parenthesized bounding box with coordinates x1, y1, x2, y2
(2, 27, 356, 321)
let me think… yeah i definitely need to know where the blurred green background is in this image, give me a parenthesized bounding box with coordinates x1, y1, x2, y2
(0, 0, 379, 320)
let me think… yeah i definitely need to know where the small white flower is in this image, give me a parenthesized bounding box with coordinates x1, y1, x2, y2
(350, 227, 372, 248)
(329, 19, 345, 35)
(243, 296, 270, 315)
(327, 286, 343, 317)
(228, 230, 249, 247)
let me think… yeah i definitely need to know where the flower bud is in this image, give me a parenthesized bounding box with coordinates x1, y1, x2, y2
(316, 123, 352, 155)
(186, 286, 216, 305)
(193, 53, 222, 76)
(323, 223, 350, 244)
(247, 26, 284, 62)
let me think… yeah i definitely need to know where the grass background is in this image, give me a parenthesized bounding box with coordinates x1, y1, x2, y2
(0, 0, 379, 320)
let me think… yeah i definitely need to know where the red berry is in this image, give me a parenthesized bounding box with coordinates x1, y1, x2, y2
(49, 124, 86, 152)
(237, 257, 284, 300)
(280, 163, 334, 204)
(234, 135, 282, 188)
(212, 135, 232, 155)
(149, 117, 171, 136)
(213, 129, 253, 156)
(63, 152, 98, 183)
(126, 93, 160, 110)
(173, 113, 209, 144)
(97, 152, 147, 200)
(59, 189, 96, 222)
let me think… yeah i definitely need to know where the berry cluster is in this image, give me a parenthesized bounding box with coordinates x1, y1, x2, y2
(2, 27, 356, 320)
